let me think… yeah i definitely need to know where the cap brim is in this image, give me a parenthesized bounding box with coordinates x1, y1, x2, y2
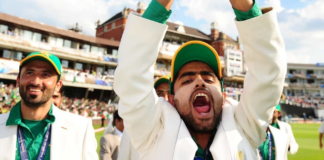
(20, 54, 61, 76)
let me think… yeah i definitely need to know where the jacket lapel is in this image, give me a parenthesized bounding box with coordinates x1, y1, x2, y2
(0, 113, 17, 160)
(210, 123, 233, 160)
(50, 107, 69, 159)
(269, 126, 287, 160)
(173, 120, 197, 160)
(210, 101, 237, 160)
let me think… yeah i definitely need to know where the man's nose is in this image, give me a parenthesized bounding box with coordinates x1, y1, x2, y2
(194, 76, 206, 89)
(29, 75, 42, 86)
(164, 94, 168, 101)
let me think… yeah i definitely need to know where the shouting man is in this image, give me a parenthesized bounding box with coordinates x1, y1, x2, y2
(0, 52, 98, 160)
(114, 0, 286, 159)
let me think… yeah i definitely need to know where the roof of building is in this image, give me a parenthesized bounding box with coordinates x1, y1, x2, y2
(99, 8, 136, 28)
(0, 12, 120, 47)
(166, 22, 211, 40)
(215, 32, 237, 43)
(287, 63, 324, 70)
(98, 10, 212, 40)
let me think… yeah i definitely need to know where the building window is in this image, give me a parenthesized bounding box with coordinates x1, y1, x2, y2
(104, 26, 107, 32)
(98, 47, 105, 55)
(23, 30, 33, 41)
(81, 44, 90, 53)
(56, 38, 64, 47)
(13, 51, 28, 61)
(97, 66, 103, 75)
(112, 49, 118, 57)
(32, 32, 42, 42)
(71, 41, 78, 49)
(0, 25, 8, 34)
(49, 36, 56, 46)
(156, 61, 165, 70)
(112, 22, 115, 29)
(91, 46, 99, 54)
(75, 62, 83, 71)
(0, 49, 11, 59)
(64, 39, 72, 48)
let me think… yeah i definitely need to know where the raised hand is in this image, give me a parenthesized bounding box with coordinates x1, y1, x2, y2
(157, 0, 174, 11)
(229, 0, 254, 12)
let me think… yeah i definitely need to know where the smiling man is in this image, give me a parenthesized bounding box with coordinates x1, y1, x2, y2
(0, 52, 98, 160)
(114, 0, 286, 159)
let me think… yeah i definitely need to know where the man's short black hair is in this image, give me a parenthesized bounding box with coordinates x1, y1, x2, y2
(112, 110, 122, 126)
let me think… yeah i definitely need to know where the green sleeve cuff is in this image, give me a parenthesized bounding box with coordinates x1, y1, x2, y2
(233, 0, 262, 21)
(142, 0, 172, 24)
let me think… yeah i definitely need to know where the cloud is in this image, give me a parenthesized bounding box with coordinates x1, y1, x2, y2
(264, 0, 285, 13)
(0, 0, 143, 36)
(174, 20, 184, 26)
(179, 0, 238, 39)
(276, 0, 324, 63)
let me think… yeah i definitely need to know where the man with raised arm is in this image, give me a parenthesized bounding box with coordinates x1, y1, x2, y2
(114, 0, 286, 159)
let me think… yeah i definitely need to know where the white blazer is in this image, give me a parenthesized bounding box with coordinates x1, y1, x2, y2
(278, 121, 299, 154)
(267, 126, 289, 160)
(0, 106, 98, 160)
(114, 7, 286, 160)
(118, 130, 140, 160)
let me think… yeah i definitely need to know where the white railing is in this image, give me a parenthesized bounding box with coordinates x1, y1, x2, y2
(0, 33, 109, 61)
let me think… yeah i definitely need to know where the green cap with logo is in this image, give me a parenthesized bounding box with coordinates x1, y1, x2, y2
(275, 104, 281, 112)
(19, 52, 62, 79)
(169, 41, 223, 94)
(154, 75, 170, 89)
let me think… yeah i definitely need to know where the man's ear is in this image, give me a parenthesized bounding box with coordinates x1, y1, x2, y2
(55, 80, 63, 92)
(168, 94, 175, 107)
(222, 92, 227, 108)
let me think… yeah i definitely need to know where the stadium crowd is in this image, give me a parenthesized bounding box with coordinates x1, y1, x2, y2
(0, 83, 116, 119)
(280, 95, 324, 109)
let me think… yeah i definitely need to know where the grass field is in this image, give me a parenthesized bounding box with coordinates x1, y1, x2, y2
(288, 123, 323, 160)
(93, 123, 324, 159)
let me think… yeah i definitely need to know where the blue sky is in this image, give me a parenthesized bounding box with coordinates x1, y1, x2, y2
(0, 0, 323, 64)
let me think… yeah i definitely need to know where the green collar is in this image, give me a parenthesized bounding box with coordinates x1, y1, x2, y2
(6, 101, 56, 126)
(192, 130, 217, 159)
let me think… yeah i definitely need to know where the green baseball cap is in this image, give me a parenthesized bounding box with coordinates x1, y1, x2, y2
(170, 41, 223, 94)
(275, 104, 281, 112)
(20, 52, 62, 79)
(154, 75, 170, 89)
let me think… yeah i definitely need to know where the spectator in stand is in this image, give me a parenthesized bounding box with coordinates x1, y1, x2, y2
(100, 110, 124, 160)
(319, 121, 324, 149)
(271, 104, 299, 154)
(101, 108, 108, 127)
(52, 84, 64, 108)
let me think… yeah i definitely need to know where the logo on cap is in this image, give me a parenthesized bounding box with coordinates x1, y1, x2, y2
(40, 52, 51, 58)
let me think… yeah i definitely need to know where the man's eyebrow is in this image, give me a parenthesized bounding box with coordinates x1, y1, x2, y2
(179, 71, 197, 80)
(200, 71, 216, 77)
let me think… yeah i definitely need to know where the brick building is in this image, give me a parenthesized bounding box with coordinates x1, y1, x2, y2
(96, 2, 245, 87)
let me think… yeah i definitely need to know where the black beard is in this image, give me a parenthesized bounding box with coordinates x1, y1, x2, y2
(19, 84, 53, 108)
(175, 92, 224, 133)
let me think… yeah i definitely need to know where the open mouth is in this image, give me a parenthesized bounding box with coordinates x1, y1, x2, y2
(192, 92, 211, 115)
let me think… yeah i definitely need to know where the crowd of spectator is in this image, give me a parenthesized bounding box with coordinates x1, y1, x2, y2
(280, 95, 324, 109)
(0, 83, 116, 119)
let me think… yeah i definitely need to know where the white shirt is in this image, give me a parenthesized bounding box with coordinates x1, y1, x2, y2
(319, 122, 324, 133)
(115, 127, 123, 138)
